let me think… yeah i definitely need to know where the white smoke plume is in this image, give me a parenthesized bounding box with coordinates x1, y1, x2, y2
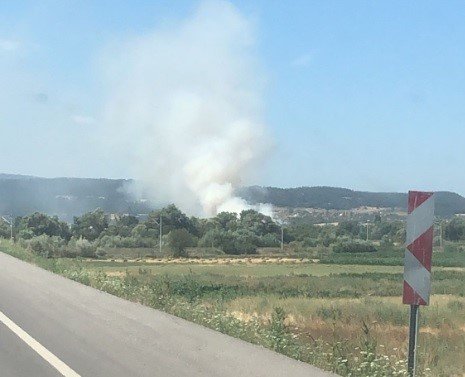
(102, 0, 272, 217)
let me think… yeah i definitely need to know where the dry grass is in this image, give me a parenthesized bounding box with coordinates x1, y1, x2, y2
(85, 259, 465, 376)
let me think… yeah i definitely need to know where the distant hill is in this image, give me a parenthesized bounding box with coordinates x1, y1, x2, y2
(0, 176, 152, 221)
(237, 186, 465, 217)
(0, 173, 36, 180)
(1, 174, 464, 219)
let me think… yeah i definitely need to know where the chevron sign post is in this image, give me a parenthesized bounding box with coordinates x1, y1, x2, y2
(403, 191, 434, 377)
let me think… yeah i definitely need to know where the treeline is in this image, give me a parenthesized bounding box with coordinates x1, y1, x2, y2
(0, 205, 283, 258)
(0, 205, 429, 258)
(286, 216, 405, 254)
(8, 207, 464, 259)
(0, 205, 422, 257)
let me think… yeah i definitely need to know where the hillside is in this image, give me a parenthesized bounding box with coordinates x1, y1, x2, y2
(1, 175, 464, 218)
(0, 173, 35, 180)
(237, 186, 465, 217)
(0, 176, 151, 221)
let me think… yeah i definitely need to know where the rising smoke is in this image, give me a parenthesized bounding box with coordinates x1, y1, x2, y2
(102, 0, 272, 217)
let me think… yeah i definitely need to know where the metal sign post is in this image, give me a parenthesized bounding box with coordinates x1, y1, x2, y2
(403, 191, 434, 377)
(407, 304, 419, 376)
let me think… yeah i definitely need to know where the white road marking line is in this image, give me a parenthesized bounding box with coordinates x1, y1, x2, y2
(0, 310, 81, 377)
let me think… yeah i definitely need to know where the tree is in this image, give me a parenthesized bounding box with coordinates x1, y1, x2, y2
(198, 228, 259, 255)
(260, 233, 280, 247)
(102, 215, 139, 238)
(239, 210, 280, 236)
(189, 216, 211, 238)
(444, 218, 465, 241)
(369, 221, 403, 241)
(214, 212, 238, 231)
(72, 209, 109, 241)
(317, 225, 337, 246)
(18, 213, 71, 240)
(117, 215, 139, 227)
(146, 205, 195, 236)
(131, 224, 158, 238)
(231, 229, 259, 254)
(336, 221, 360, 237)
(198, 229, 224, 249)
(0, 218, 11, 238)
(167, 229, 196, 257)
(286, 223, 320, 242)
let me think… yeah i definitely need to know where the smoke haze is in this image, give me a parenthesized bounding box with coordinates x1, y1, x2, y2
(102, 0, 271, 217)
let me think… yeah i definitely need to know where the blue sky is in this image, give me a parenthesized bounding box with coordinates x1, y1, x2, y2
(1, 1, 465, 194)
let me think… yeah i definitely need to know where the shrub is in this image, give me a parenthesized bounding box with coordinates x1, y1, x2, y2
(167, 229, 196, 257)
(333, 241, 377, 254)
(67, 237, 97, 258)
(96, 235, 157, 248)
(260, 233, 280, 247)
(302, 237, 318, 247)
(380, 235, 394, 247)
(267, 307, 294, 353)
(18, 229, 34, 240)
(96, 247, 107, 259)
(27, 235, 67, 258)
(199, 229, 259, 255)
(0, 219, 10, 238)
(231, 229, 259, 254)
(72, 209, 109, 241)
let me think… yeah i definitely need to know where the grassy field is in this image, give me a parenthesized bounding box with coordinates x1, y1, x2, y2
(1, 240, 464, 376)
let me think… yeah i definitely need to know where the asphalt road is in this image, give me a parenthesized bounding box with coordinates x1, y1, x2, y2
(0, 252, 336, 377)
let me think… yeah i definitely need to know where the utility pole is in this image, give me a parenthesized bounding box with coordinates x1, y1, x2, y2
(439, 223, 443, 251)
(366, 222, 370, 241)
(159, 214, 162, 255)
(276, 219, 285, 252)
(152, 214, 163, 257)
(2, 215, 13, 243)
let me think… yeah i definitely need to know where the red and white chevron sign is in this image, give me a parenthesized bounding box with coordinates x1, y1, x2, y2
(403, 191, 435, 306)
